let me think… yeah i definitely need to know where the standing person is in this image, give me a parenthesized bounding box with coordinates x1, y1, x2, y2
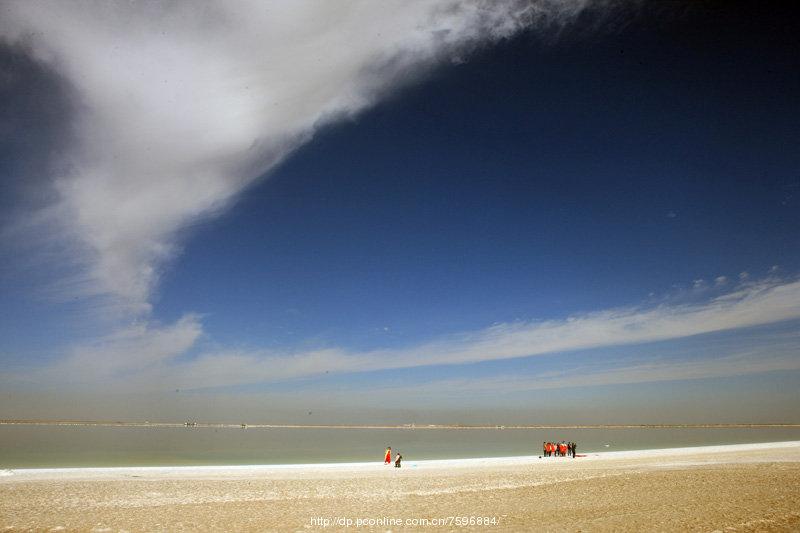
(394, 452, 402, 468)
(542, 442, 547, 457)
(572, 442, 577, 458)
(384, 446, 392, 465)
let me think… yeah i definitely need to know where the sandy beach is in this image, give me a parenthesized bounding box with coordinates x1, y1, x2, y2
(2, 441, 799, 532)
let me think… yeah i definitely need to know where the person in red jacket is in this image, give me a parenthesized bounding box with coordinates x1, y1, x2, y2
(384, 446, 392, 464)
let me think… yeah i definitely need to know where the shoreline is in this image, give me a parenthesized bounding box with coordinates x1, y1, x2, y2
(4, 440, 799, 480)
(4, 441, 799, 531)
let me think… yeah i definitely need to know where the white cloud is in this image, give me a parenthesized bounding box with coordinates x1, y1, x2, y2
(19, 277, 800, 392)
(0, 0, 594, 315)
(46, 315, 204, 384)
(3, 3, 794, 400)
(350, 347, 800, 398)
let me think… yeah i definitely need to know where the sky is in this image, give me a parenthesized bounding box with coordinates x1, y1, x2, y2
(0, 1, 798, 424)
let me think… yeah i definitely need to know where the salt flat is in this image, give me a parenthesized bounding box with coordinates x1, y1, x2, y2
(2, 442, 799, 531)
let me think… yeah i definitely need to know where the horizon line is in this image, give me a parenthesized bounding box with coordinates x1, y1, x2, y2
(2, 419, 799, 430)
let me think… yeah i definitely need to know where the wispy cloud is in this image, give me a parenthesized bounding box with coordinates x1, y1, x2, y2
(11, 276, 798, 392)
(0, 0, 596, 315)
(386, 347, 800, 398)
(53, 315, 203, 382)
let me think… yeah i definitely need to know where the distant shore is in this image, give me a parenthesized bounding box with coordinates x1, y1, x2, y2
(2, 419, 798, 429)
(2, 441, 799, 531)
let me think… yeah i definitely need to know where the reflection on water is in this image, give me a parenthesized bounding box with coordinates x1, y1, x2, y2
(1, 425, 799, 468)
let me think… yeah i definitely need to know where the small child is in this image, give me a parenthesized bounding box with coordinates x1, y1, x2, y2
(394, 453, 402, 468)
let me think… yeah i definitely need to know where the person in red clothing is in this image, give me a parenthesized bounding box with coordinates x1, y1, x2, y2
(384, 446, 392, 464)
(559, 442, 567, 457)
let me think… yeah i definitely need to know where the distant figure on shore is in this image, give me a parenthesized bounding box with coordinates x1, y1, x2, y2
(542, 442, 547, 457)
(394, 452, 402, 468)
(567, 442, 572, 457)
(571, 442, 577, 458)
(384, 446, 392, 464)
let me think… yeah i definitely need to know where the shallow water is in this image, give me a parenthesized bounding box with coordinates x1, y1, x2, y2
(1, 425, 799, 468)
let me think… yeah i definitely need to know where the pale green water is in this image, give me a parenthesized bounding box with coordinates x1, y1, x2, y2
(1, 426, 799, 468)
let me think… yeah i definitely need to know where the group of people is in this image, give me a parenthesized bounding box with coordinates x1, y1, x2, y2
(384, 446, 402, 468)
(543, 441, 577, 458)
(383, 442, 577, 466)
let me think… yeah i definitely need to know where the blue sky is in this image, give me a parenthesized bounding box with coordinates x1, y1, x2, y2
(0, 1, 798, 422)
